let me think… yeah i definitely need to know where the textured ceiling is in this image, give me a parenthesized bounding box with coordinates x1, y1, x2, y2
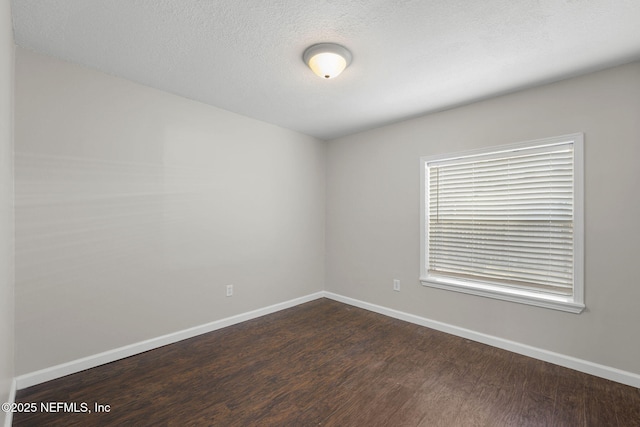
(10, 0, 640, 140)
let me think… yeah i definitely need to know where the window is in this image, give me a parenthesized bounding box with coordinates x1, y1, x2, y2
(420, 134, 584, 313)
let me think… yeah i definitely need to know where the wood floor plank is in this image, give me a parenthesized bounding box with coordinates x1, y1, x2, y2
(550, 365, 586, 427)
(611, 380, 640, 427)
(13, 299, 640, 426)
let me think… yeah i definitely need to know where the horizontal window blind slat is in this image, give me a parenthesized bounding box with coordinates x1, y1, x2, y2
(429, 146, 573, 169)
(429, 227, 574, 239)
(431, 239, 573, 248)
(433, 166, 574, 179)
(428, 257, 573, 278)
(429, 236, 574, 250)
(430, 234, 573, 245)
(429, 265, 573, 285)
(429, 263, 572, 284)
(431, 159, 573, 172)
(430, 216, 567, 222)
(427, 270, 574, 295)
(430, 207, 573, 213)
(429, 254, 572, 273)
(431, 192, 573, 199)
(429, 245, 573, 261)
(430, 245, 573, 260)
(430, 227, 574, 234)
(432, 168, 573, 182)
(432, 180, 573, 191)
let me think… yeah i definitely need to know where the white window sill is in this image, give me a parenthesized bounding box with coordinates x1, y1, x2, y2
(420, 276, 585, 314)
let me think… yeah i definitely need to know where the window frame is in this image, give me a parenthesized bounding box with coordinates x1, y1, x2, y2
(419, 133, 584, 313)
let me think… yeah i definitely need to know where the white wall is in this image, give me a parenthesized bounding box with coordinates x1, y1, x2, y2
(326, 61, 640, 376)
(14, 48, 325, 375)
(0, 0, 14, 422)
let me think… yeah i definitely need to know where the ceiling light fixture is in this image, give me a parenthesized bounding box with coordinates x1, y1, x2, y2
(303, 43, 352, 80)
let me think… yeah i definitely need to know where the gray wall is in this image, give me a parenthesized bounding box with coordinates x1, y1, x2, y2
(14, 48, 326, 375)
(0, 0, 14, 423)
(326, 61, 640, 375)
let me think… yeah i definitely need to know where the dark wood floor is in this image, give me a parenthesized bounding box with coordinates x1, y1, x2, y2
(13, 298, 640, 426)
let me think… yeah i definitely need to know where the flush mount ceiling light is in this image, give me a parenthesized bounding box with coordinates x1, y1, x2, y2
(303, 43, 352, 79)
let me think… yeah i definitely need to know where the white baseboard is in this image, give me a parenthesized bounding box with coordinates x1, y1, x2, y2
(324, 292, 640, 389)
(15, 292, 324, 390)
(3, 379, 16, 427)
(15, 290, 640, 391)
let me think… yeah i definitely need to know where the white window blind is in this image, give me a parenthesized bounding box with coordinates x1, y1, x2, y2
(426, 141, 576, 297)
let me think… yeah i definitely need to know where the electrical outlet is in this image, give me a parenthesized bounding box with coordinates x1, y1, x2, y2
(393, 279, 400, 292)
(226, 284, 233, 297)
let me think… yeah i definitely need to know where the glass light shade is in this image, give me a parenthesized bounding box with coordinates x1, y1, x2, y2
(303, 43, 352, 80)
(308, 52, 347, 79)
